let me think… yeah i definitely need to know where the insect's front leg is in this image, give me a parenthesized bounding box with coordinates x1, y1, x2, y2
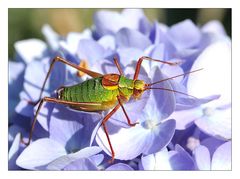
(117, 96, 139, 126)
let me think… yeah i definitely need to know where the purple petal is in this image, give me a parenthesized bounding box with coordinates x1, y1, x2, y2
(60, 29, 92, 55)
(106, 163, 134, 171)
(201, 20, 227, 37)
(167, 19, 201, 50)
(98, 35, 116, 50)
(42, 24, 61, 51)
(77, 39, 105, 65)
(116, 28, 152, 50)
(14, 39, 47, 64)
(149, 67, 176, 120)
(16, 138, 66, 170)
(169, 145, 196, 170)
(211, 141, 231, 170)
(141, 148, 172, 170)
(143, 119, 176, 155)
(201, 137, 225, 158)
(63, 158, 98, 170)
(46, 146, 102, 170)
(94, 9, 144, 37)
(96, 119, 175, 160)
(193, 145, 211, 170)
(195, 107, 231, 140)
(167, 107, 202, 130)
(50, 104, 101, 150)
(8, 133, 21, 170)
(117, 47, 144, 67)
(187, 41, 231, 107)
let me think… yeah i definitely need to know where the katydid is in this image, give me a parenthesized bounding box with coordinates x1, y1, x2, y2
(21, 56, 202, 163)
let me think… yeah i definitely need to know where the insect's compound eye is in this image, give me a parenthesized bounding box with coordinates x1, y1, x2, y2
(133, 89, 143, 99)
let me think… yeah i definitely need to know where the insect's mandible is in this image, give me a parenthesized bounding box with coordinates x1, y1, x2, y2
(21, 56, 202, 163)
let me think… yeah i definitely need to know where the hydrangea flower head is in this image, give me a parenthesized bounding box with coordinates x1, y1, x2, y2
(9, 9, 231, 170)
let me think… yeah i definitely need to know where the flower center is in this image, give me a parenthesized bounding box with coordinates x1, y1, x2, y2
(203, 107, 215, 117)
(77, 60, 89, 77)
(186, 136, 200, 151)
(142, 119, 157, 130)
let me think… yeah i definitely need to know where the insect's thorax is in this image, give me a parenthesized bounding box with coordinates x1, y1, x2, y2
(118, 76, 134, 100)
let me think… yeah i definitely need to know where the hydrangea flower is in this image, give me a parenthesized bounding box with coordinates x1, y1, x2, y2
(9, 9, 231, 170)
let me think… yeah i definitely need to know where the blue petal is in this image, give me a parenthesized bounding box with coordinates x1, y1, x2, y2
(117, 47, 144, 67)
(143, 119, 176, 155)
(106, 163, 134, 171)
(8, 133, 21, 170)
(169, 145, 196, 170)
(46, 146, 102, 170)
(50, 104, 101, 151)
(193, 145, 211, 170)
(211, 141, 231, 170)
(14, 39, 47, 64)
(167, 19, 201, 50)
(149, 67, 176, 120)
(77, 39, 106, 65)
(42, 24, 61, 51)
(63, 158, 98, 171)
(96, 118, 175, 160)
(94, 9, 145, 37)
(16, 138, 66, 170)
(116, 28, 152, 50)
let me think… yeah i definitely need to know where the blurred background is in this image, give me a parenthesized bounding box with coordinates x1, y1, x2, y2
(8, 8, 231, 59)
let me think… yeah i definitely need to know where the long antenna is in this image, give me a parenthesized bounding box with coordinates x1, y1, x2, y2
(144, 87, 198, 99)
(146, 68, 203, 87)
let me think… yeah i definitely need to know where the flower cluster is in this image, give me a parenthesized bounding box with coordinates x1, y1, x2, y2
(9, 9, 231, 170)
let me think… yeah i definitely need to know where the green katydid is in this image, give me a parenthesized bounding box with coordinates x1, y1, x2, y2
(21, 56, 202, 163)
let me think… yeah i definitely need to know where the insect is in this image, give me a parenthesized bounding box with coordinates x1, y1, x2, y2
(21, 56, 202, 163)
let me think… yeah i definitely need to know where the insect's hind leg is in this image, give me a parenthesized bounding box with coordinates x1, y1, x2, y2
(101, 104, 121, 163)
(21, 97, 102, 146)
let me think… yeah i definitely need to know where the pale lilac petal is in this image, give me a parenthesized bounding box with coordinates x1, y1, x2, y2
(63, 158, 98, 170)
(98, 35, 116, 50)
(117, 47, 144, 67)
(141, 148, 172, 170)
(193, 145, 211, 170)
(187, 41, 231, 107)
(201, 137, 225, 157)
(201, 20, 227, 37)
(143, 119, 176, 155)
(195, 107, 231, 140)
(106, 163, 134, 171)
(16, 138, 66, 170)
(116, 28, 152, 50)
(168, 107, 202, 130)
(60, 29, 92, 55)
(14, 39, 47, 64)
(8, 133, 21, 170)
(167, 19, 201, 50)
(211, 141, 231, 170)
(94, 9, 144, 37)
(46, 146, 102, 170)
(77, 39, 105, 65)
(96, 119, 175, 160)
(42, 24, 61, 51)
(169, 145, 196, 170)
(49, 105, 84, 147)
(149, 67, 176, 120)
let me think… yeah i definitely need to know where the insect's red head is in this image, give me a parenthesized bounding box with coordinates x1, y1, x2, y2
(133, 80, 145, 99)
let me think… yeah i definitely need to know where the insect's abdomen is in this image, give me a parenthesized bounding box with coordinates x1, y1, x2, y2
(61, 77, 119, 103)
